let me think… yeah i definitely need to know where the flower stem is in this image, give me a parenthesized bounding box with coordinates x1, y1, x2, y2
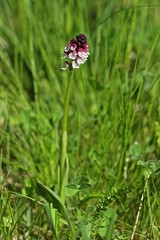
(59, 69, 75, 203)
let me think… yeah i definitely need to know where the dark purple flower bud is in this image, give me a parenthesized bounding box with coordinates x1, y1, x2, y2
(76, 34, 87, 44)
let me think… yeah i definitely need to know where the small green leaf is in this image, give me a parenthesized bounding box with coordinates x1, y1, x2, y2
(148, 161, 160, 175)
(137, 160, 160, 175)
(64, 184, 79, 196)
(75, 175, 89, 185)
(129, 143, 143, 158)
(137, 160, 147, 167)
(145, 145, 155, 154)
(78, 183, 93, 195)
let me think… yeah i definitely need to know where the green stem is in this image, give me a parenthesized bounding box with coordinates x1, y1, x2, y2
(60, 69, 75, 202)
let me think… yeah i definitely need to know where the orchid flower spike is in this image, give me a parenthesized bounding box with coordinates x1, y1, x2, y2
(61, 34, 90, 70)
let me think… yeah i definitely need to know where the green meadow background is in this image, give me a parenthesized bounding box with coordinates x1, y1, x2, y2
(0, 0, 160, 239)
